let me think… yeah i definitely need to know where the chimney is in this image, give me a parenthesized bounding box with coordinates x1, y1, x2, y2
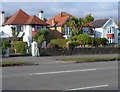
(0, 11, 5, 26)
(52, 19, 55, 26)
(39, 10, 44, 20)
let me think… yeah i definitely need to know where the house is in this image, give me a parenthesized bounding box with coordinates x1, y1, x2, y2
(117, 22, 120, 44)
(0, 9, 48, 46)
(83, 18, 119, 44)
(46, 12, 75, 39)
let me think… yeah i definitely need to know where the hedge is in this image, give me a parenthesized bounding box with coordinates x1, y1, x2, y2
(2, 41, 10, 55)
(50, 39, 69, 48)
(11, 41, 28, 54)
(90, 38, 107, 46)
(47, 43, 59, 49)
(70, 41, 80, 46)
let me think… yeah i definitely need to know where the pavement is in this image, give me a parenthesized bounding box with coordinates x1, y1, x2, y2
(2, 54, 118, 65)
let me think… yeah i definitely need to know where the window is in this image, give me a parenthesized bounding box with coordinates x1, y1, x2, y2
(64, 27, 71, 35)
(32, 25, 43, 31)
(108, 38, 114, 43)
(83, 27, 89, 34)
(36, 25, 43, 31)
(16, 25, 23, 31)
(107, 27, 114, 34)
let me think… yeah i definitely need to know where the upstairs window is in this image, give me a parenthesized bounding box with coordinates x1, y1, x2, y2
(16, 25, 23, 31)
(32, 25, 43, 31)
(107, 27, 114, 34)
(64, 27, 71, 35)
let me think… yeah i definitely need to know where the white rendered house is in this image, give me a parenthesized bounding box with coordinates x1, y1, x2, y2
(0, 9, 48, 46)
(83, 18, 119, 44)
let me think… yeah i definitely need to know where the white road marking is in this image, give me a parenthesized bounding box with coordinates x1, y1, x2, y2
(29, 69, 96, 75)
(68, 84, 109, 90)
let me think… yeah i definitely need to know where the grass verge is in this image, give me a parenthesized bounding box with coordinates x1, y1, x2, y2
(56, 57, 119, 63)
(0, 62, 38, 67)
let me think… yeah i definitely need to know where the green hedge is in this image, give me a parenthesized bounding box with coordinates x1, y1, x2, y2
(90, 38, 107, 46)
(11, 41, 28, 54)
(70, 41, 80, 46)
(50, 39, 69, 48)
(2, 41, 10, 55)
(47, 43, 59, 49)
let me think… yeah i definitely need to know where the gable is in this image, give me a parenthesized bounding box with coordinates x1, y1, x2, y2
(46, 12, 75, 27)
(103, 18, 118, 29)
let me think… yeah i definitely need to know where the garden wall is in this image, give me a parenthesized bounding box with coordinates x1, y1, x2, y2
(40, 47, 119, 56)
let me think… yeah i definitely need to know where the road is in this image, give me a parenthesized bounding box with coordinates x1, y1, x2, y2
(2, 60, 118, 91)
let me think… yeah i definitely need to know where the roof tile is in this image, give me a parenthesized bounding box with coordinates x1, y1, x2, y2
(89, 18, 110, 28)
(46, 12, 74, 27)
(4, 9, 47, 25)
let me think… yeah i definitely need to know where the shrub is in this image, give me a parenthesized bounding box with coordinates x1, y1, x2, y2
(70, 41, 80, 46)
(95, 38, 107, 46)
(50, 39, 69, 48)
(2, 41, 10, 55)
(11, 41, 28, 54)
(77, 34, 91, 45)
(47, 43, 59, 49)
(90, 38, 107, 46)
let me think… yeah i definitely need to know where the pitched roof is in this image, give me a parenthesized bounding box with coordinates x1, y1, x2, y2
(89, 18, 110, 28)
(46, 12, 75, 27)
(4, 9, 30, 25)
(26, 15, 48, 25)
(4, 9, 48, 25)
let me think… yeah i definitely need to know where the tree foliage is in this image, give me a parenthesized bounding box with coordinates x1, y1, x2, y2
(43, 17, 47, 22)
(11, 27, 19, 41)
(64, 13, 94, 40)
(77, 34, 91, 45)
(33, 29, 49, 44)
(84, 13, 94, 23)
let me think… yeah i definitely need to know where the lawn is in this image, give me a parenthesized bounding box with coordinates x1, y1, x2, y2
(56, 57, 119, 63)
(0, 62, 36, 67)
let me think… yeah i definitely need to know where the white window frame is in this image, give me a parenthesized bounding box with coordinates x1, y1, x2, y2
(64, 27, 71, 35)
(107, 27, 114, 34)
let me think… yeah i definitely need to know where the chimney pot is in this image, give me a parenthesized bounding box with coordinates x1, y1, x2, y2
(1, 11, 5, 14)
(39, 10, 44, 20)
(39, 10, 44, 13)
(1, 11, 5, 26)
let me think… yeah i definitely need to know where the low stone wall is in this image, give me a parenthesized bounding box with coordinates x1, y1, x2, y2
(40, 48, 70, 56)
(72, 47, 119, 55)
(40, 47, 119, 56)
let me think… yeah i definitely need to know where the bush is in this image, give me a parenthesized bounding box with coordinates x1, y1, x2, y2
(77, 34, 91, 45)
(70, 41, 80, 46)
(50, 39, 69, 48)
(47, 43, 59, 49)
(2, 41, 10, 55)
(90, 38, 107, 46)
(11, 41, 28, 54)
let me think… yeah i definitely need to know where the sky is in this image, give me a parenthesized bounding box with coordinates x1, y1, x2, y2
(1, 1, 119, 21)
